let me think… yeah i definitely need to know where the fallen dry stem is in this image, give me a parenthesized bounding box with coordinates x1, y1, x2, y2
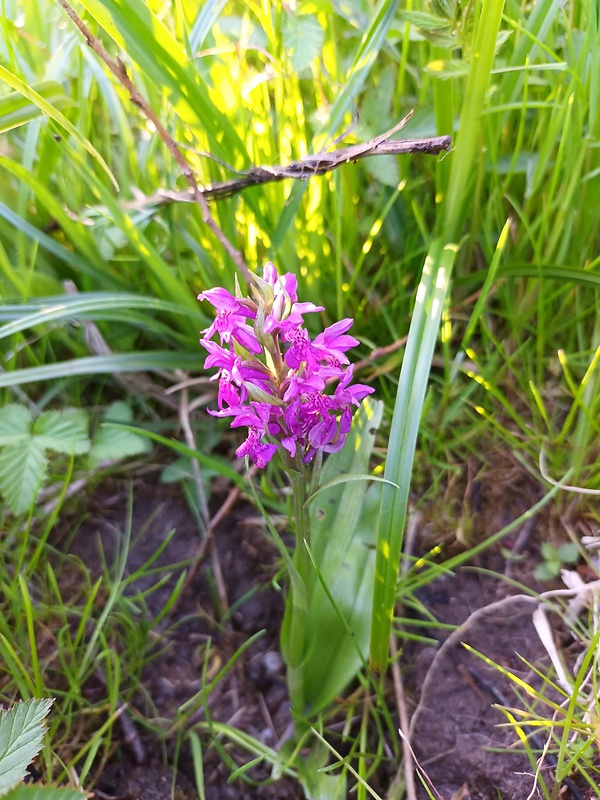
(128, 123, 452, 208)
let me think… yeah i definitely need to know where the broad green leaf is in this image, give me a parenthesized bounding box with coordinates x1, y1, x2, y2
(0, 82, 75, 134)
(557, 543, 579, 563)
(300, 398, 383, 715)
(0, 698, 53, 794)
(297, 743, 346, 800)
(0, 440, 48, 515)
(2, 788, 88, 800)
(282, 14, 324, 73)
(0, 405, 32, 446)
(33, 410, 90, 455)
(89, 403, 152, 463)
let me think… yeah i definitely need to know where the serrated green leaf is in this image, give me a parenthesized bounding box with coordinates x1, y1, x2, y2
(420, 28, 459, 48)
(89, 403, 151, 463)
(101, 401, 134, 424)
(0, 405, 32, 446)
(0, 699, 53, 795)
(397, 9, 452, 30)
(89, 425, 152, 463)
(3, 787, 89, 800)
(0, 440, 48, 515)
(425, 58, 470, 80)
(282, 14, 325, 73)
(364, 153, 399, 187)
(33, 410, 90, 455)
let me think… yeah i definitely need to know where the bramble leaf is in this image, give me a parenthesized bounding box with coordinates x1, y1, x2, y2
(33, 410, 90, 455)
(89, 402, 151, 463)
(282, 14, 324, 73)
(2, 787, 89, 800)
(0, 405, 32, 446)
(0, 699, 53, 795)
(0, 440, 47, 514)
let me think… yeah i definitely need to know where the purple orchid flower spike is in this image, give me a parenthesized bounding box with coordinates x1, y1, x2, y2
(198, 264, 374, 468)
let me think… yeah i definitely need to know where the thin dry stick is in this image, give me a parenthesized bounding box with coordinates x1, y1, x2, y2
(389, 636, 418, 800)
(123, 125, 453, 208)
(56, 0, 251, 284)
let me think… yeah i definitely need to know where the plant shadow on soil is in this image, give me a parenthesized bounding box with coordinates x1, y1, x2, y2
(60, 470, 591, 800)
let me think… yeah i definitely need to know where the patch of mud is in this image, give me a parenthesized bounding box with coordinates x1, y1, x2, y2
(408, 572, 553, 799)
(67, 479, 300, 800)
(60, 477, 585, 800)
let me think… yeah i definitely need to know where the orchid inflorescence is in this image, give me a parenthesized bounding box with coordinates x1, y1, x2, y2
(198, 263, 374, 468)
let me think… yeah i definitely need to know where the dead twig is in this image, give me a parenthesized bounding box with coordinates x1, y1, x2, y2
(121, 119, 452, 209)
(56, 0, 251, 284)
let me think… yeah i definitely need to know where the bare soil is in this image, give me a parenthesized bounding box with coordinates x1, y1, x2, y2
(60, 473, 593, 800)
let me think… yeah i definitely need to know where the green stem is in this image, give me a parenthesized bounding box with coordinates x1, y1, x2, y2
(284, 466, 312, 725)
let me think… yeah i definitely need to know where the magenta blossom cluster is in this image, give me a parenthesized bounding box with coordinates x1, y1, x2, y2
(198, 263, 374, 468)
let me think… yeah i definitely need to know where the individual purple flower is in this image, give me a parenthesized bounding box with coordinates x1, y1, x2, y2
(331, 364, 375, 406)
(198, 287, 261, 353)
(312, 319, 360, 366)
(236, 430, 279, 469)
(231, 402, 280, 468)
(200, 339, 272, 409)
(260, 262, 324, 335)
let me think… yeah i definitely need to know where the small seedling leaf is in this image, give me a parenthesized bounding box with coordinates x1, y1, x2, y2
(540, 541, 557, 560)
(0, 699, 53, 795)
(533, 562, 558, 581)
(33, 410, 90, 455)
(0, 405, 32, 446)
(0, 440, 48, 515)
(557, 542, 580, 564)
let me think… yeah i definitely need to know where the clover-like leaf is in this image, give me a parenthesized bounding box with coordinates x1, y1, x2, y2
(0, 699, 53, 795)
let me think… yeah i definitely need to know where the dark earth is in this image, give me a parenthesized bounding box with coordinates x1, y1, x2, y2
(60, 465, 595, 800)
